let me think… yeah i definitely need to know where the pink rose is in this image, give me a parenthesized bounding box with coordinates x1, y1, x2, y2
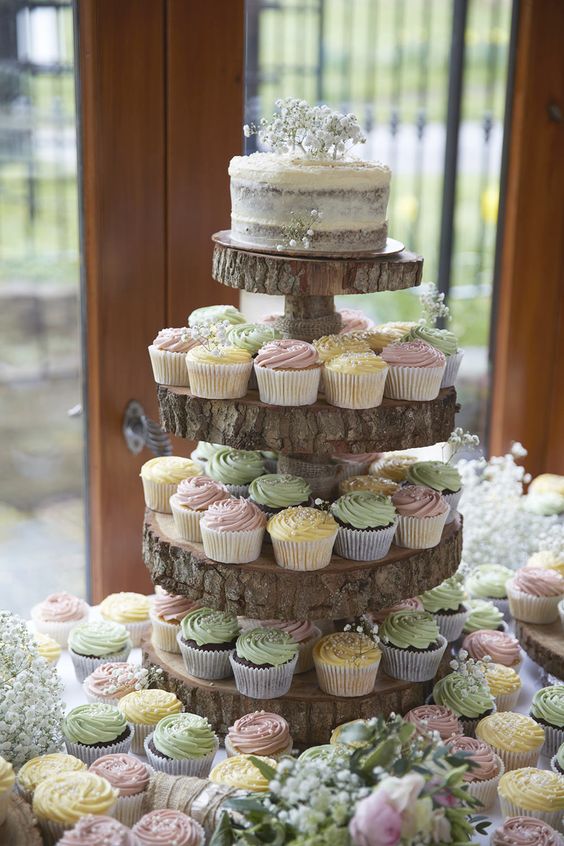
(377, 774, 425, 813)
(349, 791, 402, 846)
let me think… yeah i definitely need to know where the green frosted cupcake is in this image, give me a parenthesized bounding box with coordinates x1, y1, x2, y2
(248, 473, 311, 516)
(176, 607, 240, 680)
(418, 576, 468, 641)
(331, 492, 397, 561)
(531, 685, 564, 758)
(230, 628, 298, 699)
(401, 325, 463, 388)
(406, 460, 462, 524)
(188, 304, 247, 327)
(68, 621, 132, 683)
(463, 599, 505, 634)
(433, 671, 495, 736)
(206, 448, 266, 496)
(228, 323, 283, 390)
(378, 610, 447, 682)
(465, 564, 514, 619)
(63, 703, 132, 764)
(145, 713, 218, 777)
(551, 741, 564, 775)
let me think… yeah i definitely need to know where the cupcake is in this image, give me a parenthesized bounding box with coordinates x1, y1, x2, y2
(462, 629, 522, 670)
(352, 327, 403, 352)
(99, 592, 151, 647)
(370, 596, 424, 624)
(148, 327, 198, 387)
(506, 567, 564, 624)
(338, 308, 375, 334)
(331, 492, 397, 561)
(200, 497, 266, 564)
(369, 453, 418, 481)
(475, 713, 545, 770)
(83, 663, 149, 705)
(144, 713, 218, 777)
(206, 447, 266, 497)
(230, 627, 299, 699)
(150, 591, 199, 653)
(463, 599, 506, 634)
(227, 322, 282, 389)
(313, 333, 370, 364)
(400, 324, 463, 389)
(447, 735, 504, 809)
(63, 703, 132, 765)
(432, 668, 496, 736)
(339, 474, 399, 497)
(32, 772, 118, 846)
(133, 809, 205, 846)
(261, 450, 278, 474)
(378, 610, 447, 682)
(323, 351, 388, 409)
(299, 744, 347, 762)
(169, 476, 232, 542)
(551, 742, 564, 775)
(465, 564, 514, 619)
(524, 492, 564, 518)
(254, 338, 321, 406)
(58, 815, 138, 846)
(118, 689, 182, 755)
(406, 460, 462, 524)
(31, 591, 89, 647)
(313, 631, 382, 697)
(498, 768, 564, 830)
(404, 704, 463, 741)
(484, 663, 522, 712)
(190, 441, 224, 467)
(334, 453, 382, 480)
(89, 753, 150, 826)
(225, 711, 293, 758)
(330, 719, 372, 747)
(418, 576, 468, 641)
(530, 686, 564, 758)
(16, 753, 85, 803)
(248, 619, 321, 673)
(381, 340, 446, 401)
(33, 632, 62, 664)
(186, 345, 253, 399)
(68, 621, 132, 683)
(527, 550, 564, 578)
(210, 755, 276, 792)
(491, 817, 563, 846)
(0, 756, 14, 826)
(188, 304, 246, 327)
(248, 473, 311, 517)
(391, 485, 449, 549)
(267, 506, 338, 571)
(177, 607, 240, 679)
(140, 456, 203, 514)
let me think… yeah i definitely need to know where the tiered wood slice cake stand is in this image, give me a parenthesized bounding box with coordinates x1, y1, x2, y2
(514, 620, 564, 679)
(142, 234, 462, 747)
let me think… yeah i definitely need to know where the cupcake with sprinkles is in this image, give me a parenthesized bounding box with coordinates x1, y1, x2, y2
(497, 768, 564, 831)
(63, 703, 133, 765)
(491, 816, 563, 846)
(431, 651, 496, 736)
(148, 326, 199, 387)
(267, 506, 338, 571)
(83, 663, 149, 705)
(16, 753, 86, 804)
(89, 753, 151, 826)
(210, 755, 276, 793)
(475, 712, 545, 771)
(177, 606, 240, 680)
(323, 350, 388, 409)
(225, 711, 293, 758)
(32, 771, 118, 845)
(331, 491, 397, 561)
(170, 475, 232, 542)
(244, 619, 321, 674)
(133, 809, 205, 846)
(484, 662, 522, 712)
(144, 712, 218, 778)
(58, 815, 138, 846)
(313, 629, 382, 697)
(118, 688, 182, 755)
(230, 627, 299, 699)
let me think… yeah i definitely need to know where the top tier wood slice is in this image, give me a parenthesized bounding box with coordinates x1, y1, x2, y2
(514, 619, 564, 679)
(212, 231, 423, 296)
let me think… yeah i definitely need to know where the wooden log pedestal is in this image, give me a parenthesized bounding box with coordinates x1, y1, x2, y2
(514, 619, 564, 679)
(143, 510, 462, 620)
(0, 794, 42, 846)
(142, 637, 451, 749)
(157, 385, 457, 455)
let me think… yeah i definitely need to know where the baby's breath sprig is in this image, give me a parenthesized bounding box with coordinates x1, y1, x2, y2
(343, 614, 380, 649)
(276, 209, 321, 251)
(419, 282, 451, 327)
(312, 497, 331, 512)
(189, 320, 231, 356)
(449, 648, 491, 690)
(442, 427, 480, 463)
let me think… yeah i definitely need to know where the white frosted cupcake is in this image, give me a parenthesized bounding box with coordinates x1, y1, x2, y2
(186, 344, 253, 399)
(267, 506, 338, 571)
(140, 456, 203, 514)
(0, 756, 14, 826)
(31, 591, 89, 647)
(254, 339, 321, 406)
(200, 497, 266, 564)
(447, 736, 504, 810)
(99, 592, 151, 647)
(313, 632, 381, 697)
(506, 567, 564, 624)
(381, 340, 446, 401)
(170, 476, 232, 542)
(144, 713, 218, 778)
(391, 485, 449, 549)
(323, 351, 388, 409)
(148, 327, 199, 387)
(230, 628, 299, 699)
(89, 753, 151, 826)
(150, 590, 200, 653)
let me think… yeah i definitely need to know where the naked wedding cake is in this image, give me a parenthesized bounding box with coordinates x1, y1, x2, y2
(228, 99, 391, 253)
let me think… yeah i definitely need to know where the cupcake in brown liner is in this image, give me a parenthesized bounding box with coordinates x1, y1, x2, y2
(148, 327, 199, 387)
(140, 456, 203, 514)
(133, 809, 205, 846)
(254, 338, 321, 406)
(447, 735, 504, 809)
(170, 475, 232, 542)
(31, 591, 90, 647)
(200, 497, 266, 564)
(313, 631, 382, 697)
(177, 606, 240, 680)
(404, 704, 463, 741)
(378, 610, 447, 682)
(331, 491, 397, 562)
(150, 590, 200, 654)
(63, 703, 133, 765)
(118, 689, 182, 755)
(144, 713, 218, 778)
(83, 662, 150, 705)
(230, 627, 298, 699)
(391, 484, 449, 549)
(506, 567, 564, 624)
(89, 753, 151, 826)
(225, 711, 293, 758)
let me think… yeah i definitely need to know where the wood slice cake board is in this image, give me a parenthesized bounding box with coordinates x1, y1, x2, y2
(514, 619, 564, 678)
(143, 510, 462, 620)
(0, 794, 42, 846)
(143, 638, 451, 748)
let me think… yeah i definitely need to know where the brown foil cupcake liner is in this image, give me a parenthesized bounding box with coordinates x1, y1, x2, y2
(187, 360, 252, 399)
(200, 525, 265, 564)
(379, 636, 447, 682)
(69, 647, 132, 684)
(394, 511, 448, 549)
(255, 364, 321, 406)
(442, 489, 462, 524)
(440, 349, 464, 389)
(323, 367, 387, 410)
(141, 478, 178, 514)
(271, 534, 337, 571)
(383, 364, 445, 401)
(177, 634, 234, 680)
(334, 522, 397, 562)
(314, 657, 381, 697)
(506, 583, 563, 624)
(463, 754, 504, 810)
(434, 607, 469, 642)
(170, 499, 203, 542)
(229, 653, 298, 699)
(144, 733, 218, 778)
(64, 728, 133, 766)
(498, 798, 563, 831)
(148, 345, 190, 387)
(224, 735, 293, 759)
(150, 615, 182, 653)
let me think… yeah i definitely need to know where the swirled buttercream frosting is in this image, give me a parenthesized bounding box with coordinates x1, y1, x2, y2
(68, 621, 131, 657)
(531, 686, 564, 728)
(491, 817, 563, 846)
(484, 663, 522, 696)
(251, 619, 319, 643)
(99, 592, 150, 624)
(188, 304, 246, 327)
(210, 754, 276, 792)
(58, 815, 138, 846)
(338, 309, 375, 334)
(33, 772, 118, 824)
(34, 591, 88, 623)
(249, 473, 311, 508)
(381, 340, 446, 368)
(83, 663, 149, 701)
(17, 753, 85, 794)
(140, 457, 203, 484)
(369, 453, 418, 481)
(152, 327, 198, 353)
(379, 610, 441, 650)
(173, 475, 231, 511)
(405, 704, 463, 740)
(526, 550, 564, 577)
(34, 632, 62, 663)
(406, 460, 461, 493)
(235, 628, 298, 666)
(447, 735, 501, 782)
(186, 344, 252, 366)
(267, 506, 338, 541)
(206, 448, 265, 485)
(392, 485, 448, 518)
(510, 567, 564, 597)
(118, 689, 182, 725)
(152, 713, 216, 759)
(371, 597, 423, 623)
(227, 322, 282, 354)
(463, 599, 504, 633)
(63, 703, 128, 745)
(419, 576, 466, 613)
(462, 630, 521, 666)
(498, 768, 564, 812)
(227, 711, 291, 755)
(400, 325, 459, 356)
(133, 809, 204, 846)
(465, 564, 514, 599)
(325, 351, 388, 374)
(200, 497, 266, 532)
(313, 632, 381, 668)
(340, 475, 399, 496)
(180, 607, 239, 646)
(255, 338, 320, 370)
(89, 754, 150, 796)
(331, 491, 396, 529)
(432, 672, 495, 719)
(151, 591, 198, 623)
(476, 713, 545, 752)
(0, 756, 14, 793)
(314, 333, 371, 362)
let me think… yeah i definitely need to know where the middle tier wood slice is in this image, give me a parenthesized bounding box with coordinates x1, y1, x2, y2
(157, 385, 457, 454)
(144, 510, 462, 619)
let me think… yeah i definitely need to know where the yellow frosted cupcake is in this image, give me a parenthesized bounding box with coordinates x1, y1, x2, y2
(349, 327, 404, 352)
(484, 663, 522, 711)
(313, 632, 381, 697)
(33, 771, 118, 844)
(16, 753, 86, 803)
(526, 550, 564, 578)
(209, 755, 276, 792)
(339, 474, 400, 497)
(267, 506, 338, 571)
(330, 719, 371, 747)
(498, 767, 564, 830)
(99, 592, 151, 647)
(313, 333, 370, 364)
(140, 456, 203, 514)
(323, 352, 388, 409)
(118, 689, 182, 755)
(529, 474, 564, 497)
(33, 632, 62, 664)
(0, 756, 15, 826)
(369, 453, 418, 481)
(186, 344, 253, 399)
(475, 712, 545, 771)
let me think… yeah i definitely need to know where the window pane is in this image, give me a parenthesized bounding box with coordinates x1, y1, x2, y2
(0, 0, 84, 615)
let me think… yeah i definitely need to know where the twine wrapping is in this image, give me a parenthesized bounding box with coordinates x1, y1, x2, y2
(142, 773, 241, 836)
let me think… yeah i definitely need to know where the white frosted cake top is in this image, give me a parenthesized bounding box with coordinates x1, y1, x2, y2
(229, 152, 390, 188)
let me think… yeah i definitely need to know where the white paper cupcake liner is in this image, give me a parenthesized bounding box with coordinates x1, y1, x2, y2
(323, 367, 387, 409)
(537, 723, 564, 759)
(506, 583, 563, 624)
(142, 477, 178, 514)
(498, 797, 563, 830)
(148, 345, 191, 387)
(464, 755, 504, 810)
(334, 522, 396, 562)
(384, 364, 445, 401)
(487, 745, 541, 772)
(120, 620, 151, 649)
(271, 533, 337, 571)
(177, 634, 234, 680)
(224, 736, 293, 759)
(150, 614, 182, 653)
(128, 721, 155, 755)
(30, 607, 90, 647)
(255, 364, 321, 406)
(69, 647, 132, 683)
(187, 360, 252, 399)
(494, 688, 521, 712)
(440, 350, 464, 389)
(394, 510, 448, 549)
(114, 790, 147, 826)
(144, 733, 218, 778)
(64, 728, 133, 765)
(37, 816, 76, 846)
(200, 525, 265, 564)
(442, 489, 462, 524)
(434, 608, 469, 642)
(0, 790, 10, 826)
(314, 656, 381, 697)
(295, 630, 321, 674)
(550, 754, 564, 775)
(170, 498, 203, 542)
(229, 653, 298, 699)
(379, 636, 447, 682)
(82, 680, 121, 705)
(225, 484, 250, 498)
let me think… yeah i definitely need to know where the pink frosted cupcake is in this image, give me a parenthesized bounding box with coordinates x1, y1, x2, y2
(89, 754, 150, 826)
(225, 711, 293, 758)
(370, 597, 424, 624)
(133, 810, 205, 846)
(169, 475, 232, 542)
(58, 815, 137, 846)
(200, 497, 266, 564)
(338, 308, 375, 334)
(404, 704, 463, 741)
(391, 485, 449, 549)
(506, 567, 564, 624)
(31, 591, 89, 647)
(381, 340, 446, 400)
(148, 327, 199, 387)
(447, 735, 504, 809)
(251, 620, 321, 673)
(150, 590, 199, 653)
(491, 817, 563, 846)
(83, 663, 150, 705)
(462, 629, 522, 670)
(254, 339, 321, 406)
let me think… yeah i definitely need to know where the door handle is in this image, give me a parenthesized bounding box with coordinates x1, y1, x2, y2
(122, 400, 172, 456)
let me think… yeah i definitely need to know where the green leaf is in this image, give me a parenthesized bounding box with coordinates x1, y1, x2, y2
(398, 722, 416, 744)
(359, 737, 398, 771)
(247, 755, 277, 781)
(337, 722, 372, 745)
(210, 812, 235, 846)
